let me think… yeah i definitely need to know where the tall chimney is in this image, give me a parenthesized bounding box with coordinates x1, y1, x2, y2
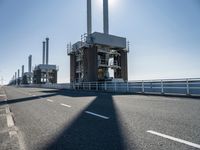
(87, 0, 92, 35)
(28, 55, 32, 73)
(15, 72, 17, 80)
(22, 65, 24, 77)
(18, 69, 20, 78)
(46, 38, 49, 65)
(43, 41, 45, 65)
(103, 0, 109, 34)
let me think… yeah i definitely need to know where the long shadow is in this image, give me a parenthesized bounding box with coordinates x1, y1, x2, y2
(0, 89, 105, 106)
(44, 94, 129, 150)
(0, 93, 58, 106)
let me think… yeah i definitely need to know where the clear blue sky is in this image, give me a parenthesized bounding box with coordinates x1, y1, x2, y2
(0, 0, 200, 84)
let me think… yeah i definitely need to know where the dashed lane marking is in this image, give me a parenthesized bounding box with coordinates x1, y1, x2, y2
(85, 111, 109, 119)
(147, 130, 200, 149)
(46, 99, 54, 102)
(60, 103, 71, 108)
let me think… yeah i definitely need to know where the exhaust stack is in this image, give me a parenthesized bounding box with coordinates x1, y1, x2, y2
(87, 0, 92, 35)
(28, 55, 32, 73)
(46, 38, 49, 65)
(103, 0, 109, 34)
(43, 41, 46, 64)
(15, 72, 17, 80)
(18, 69, 20, 78)
(22, 65, 24, 77)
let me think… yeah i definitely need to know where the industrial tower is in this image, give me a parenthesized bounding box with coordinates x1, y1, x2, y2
(68, 0, 129, 83)
(33, 38, 58, 84)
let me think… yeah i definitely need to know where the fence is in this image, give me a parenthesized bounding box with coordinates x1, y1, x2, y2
(23, 78, 200, 97)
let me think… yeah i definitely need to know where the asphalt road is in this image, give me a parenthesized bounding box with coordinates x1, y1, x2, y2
(2, 86, 200, 150)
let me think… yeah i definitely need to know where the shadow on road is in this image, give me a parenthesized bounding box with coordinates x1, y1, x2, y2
(3, 87, 133, 149)
(45, 94, 128, 150)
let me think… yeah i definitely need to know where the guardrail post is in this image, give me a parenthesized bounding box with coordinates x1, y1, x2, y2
(186, 79, 190, 95)
(161, 80, 164, 94)
(142, 81, 144, 93)
(83, 82, 85, 90)
(114, 82, 117, 92)
(89, 82, 91, 90)
(127, 82, 129, 93)
(96, 82, 98, 91)
(104, 82, 107, 91)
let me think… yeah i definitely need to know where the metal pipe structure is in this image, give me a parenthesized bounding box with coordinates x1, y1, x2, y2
(87, 0, 92, 35)
(18, 69, 20, 78)
(46, 38, 49, 65)
(15, 72, 17, 83)
(103, 0, 109, 34)
(22, 65, 24, 77)
(43, 41, 46, 65)
(28, 55, 32, 73)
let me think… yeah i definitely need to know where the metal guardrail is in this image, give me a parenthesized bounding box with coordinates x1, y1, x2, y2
(26, 78, 200, 97)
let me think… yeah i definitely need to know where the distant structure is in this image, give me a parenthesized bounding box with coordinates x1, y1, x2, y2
(33, 38, 58, 84)
(22, 55, 33, 84)
(68, 0, 129, 83)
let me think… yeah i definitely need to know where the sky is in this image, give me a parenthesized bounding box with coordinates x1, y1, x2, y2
(0, 0, 200, 84)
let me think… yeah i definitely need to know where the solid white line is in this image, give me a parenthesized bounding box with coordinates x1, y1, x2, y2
(7, 115, 14, 127)
(85, 111, 109, 119)
(147, 130, 200, 149)
(5, 107, 10, 114)
(60, 103, 71, 108)
(46, 99, 54, 102)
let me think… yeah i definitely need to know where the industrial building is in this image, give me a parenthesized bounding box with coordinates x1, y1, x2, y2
(21, 55, 33, 84)
(68, 0, 129, 83)
(33, 38, 58, 84)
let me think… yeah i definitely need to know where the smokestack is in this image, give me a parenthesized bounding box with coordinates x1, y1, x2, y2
(103, 0, 109, 34)
(28, 55, 32, 73)
(22, 65, 24, 77)
(18, 69, 20, 78)
(15, 72, 17, 80)
(46, 38, 49, 65)
(87, 0, 92, 35)
(43, 41, 45, 65)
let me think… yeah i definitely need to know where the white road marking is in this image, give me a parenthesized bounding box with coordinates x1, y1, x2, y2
(5, 107, 10, 114)
(32, 95, 36, 96)
(7, 115, 14, 127)
(0, 94, 6, 97)
(85, 111, 109, 119)
(147, 130, 200, 149)
(47, 99, 54, 102)
(60, 103, 71, 108)
(9, 131, 17, 137)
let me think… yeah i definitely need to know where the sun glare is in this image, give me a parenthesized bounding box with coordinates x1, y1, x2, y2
(95, 0, 119, 10)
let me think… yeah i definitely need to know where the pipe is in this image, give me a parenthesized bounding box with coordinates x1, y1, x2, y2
(18, 69, 20, 78)
(28, 55, 32, 73)
(15, 72, 17, 85)
(46, 38, 49, 65)
(15, 72, 17, 80)
(103, 0, 109, 34)
(22, 65, 24, 77)
(43, 41, 45, 64)
(87, 0, 92, 35)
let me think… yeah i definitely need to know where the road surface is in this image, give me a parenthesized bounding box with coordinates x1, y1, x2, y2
(1, 86, 200, 150)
